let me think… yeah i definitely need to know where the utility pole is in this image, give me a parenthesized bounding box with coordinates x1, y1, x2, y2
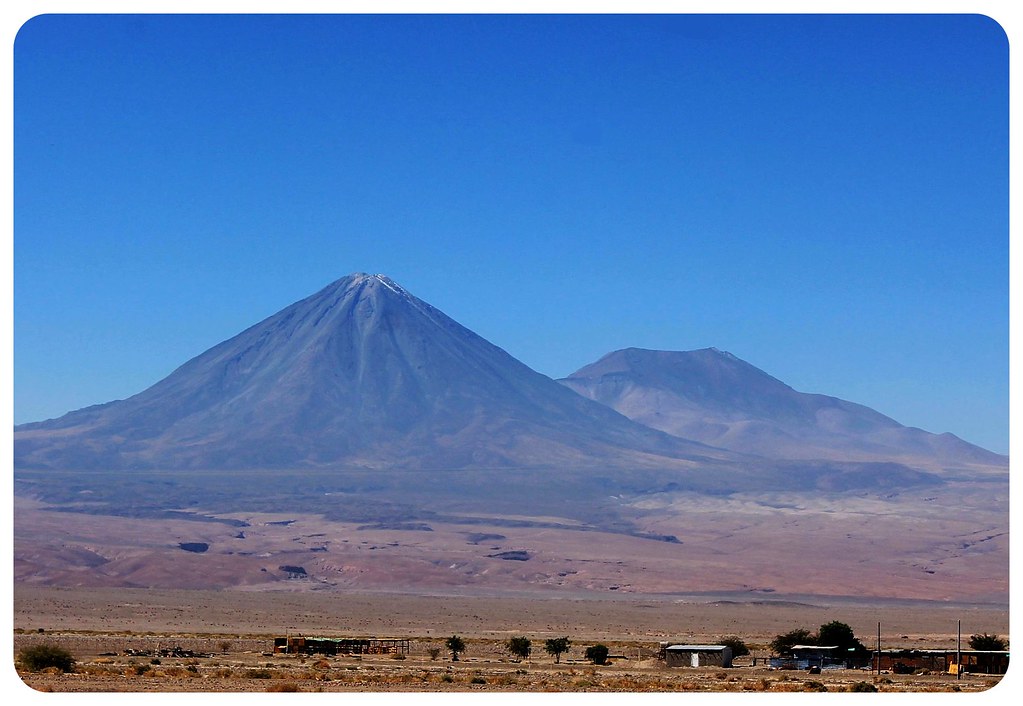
(957, 619, 962, 681)
(876, 622, 881, 675)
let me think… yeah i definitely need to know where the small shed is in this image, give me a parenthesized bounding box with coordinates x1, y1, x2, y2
(664, 644, 733, 668)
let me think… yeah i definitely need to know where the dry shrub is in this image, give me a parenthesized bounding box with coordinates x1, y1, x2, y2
(213, 667, 234, 678)
(18, 644, 76, 673)
(313, 659, 330, 669)
(605, 676, 644, 690)
(79, 664, 118, 676)
(245, 668, 274, 679)
(267, 682, 301, 692)
(715, 671, 728, 680)
(774, 681, 806, 692)
(849, 681, 878, 693)
(754, 678, 772, 691)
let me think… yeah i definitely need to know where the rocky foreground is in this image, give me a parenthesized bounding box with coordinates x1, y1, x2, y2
(12, 631, 1004, 694)
(10, 587, 1009, 695)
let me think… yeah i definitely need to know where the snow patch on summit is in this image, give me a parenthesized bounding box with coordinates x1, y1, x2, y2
(370, 274, 444, 323)
(373, 274, 404, 297)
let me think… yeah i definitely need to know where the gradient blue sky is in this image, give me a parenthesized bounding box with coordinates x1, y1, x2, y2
(12, 13, 1009, 453)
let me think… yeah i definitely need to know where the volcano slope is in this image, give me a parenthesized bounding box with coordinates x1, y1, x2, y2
(13, 274, 1008, 604)
(559, 346, 1004, 471)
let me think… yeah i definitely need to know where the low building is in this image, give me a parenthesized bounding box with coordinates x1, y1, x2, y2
(664, 644, 733, 668)
(877, 649, 1009, 675)
(770, 645, 868, 670)
(273, 637, 410, 655)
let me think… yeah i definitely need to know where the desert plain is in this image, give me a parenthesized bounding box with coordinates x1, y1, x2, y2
(11, 468, 1012, 695)
(11, 584, 1010, 695)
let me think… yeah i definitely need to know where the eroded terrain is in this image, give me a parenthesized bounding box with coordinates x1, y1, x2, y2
(14, 467, 1008, 602)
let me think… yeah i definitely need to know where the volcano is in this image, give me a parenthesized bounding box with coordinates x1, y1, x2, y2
(14, 274, 731, 471)
(558, 347, 1005, 470)
(14, 277, 1008, 601)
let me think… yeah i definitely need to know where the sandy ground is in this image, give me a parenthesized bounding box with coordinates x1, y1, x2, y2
(11, 642, 1007, 696)
(11, 586, 1008, 644)
(8, 586, 1010, 696)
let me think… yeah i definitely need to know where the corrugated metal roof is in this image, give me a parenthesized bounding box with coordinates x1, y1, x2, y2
(791, 645, 840, 651)
(665, 645, 729, 651)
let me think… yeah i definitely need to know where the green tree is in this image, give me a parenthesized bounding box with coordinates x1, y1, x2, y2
(969, 633, 1008, 650)
(445, 635, 466, 662)
(770, 628, 815, 655)
(544, 637, 571, 664)
(585, 644, 610, 665)
(18, 644, 76, 672)
(718, 636, 750, 657)
(506, 636, 532, 661)
(817, 621, 866, 653)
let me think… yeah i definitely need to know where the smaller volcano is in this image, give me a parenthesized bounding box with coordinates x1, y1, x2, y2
(559, 347, 1006, 469)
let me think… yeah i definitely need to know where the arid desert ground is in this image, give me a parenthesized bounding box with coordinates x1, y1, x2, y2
(11, 472, 1011, 696)
(10, 585, 1010, 695)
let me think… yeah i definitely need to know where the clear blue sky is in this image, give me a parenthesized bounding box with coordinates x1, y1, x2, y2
(12, 13, 1009, 453)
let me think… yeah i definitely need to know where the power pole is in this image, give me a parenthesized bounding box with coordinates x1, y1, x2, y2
(876, 622, 881, 675)
(957, 619, 962, 681)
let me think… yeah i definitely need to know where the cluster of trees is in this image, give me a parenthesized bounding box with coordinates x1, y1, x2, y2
(770, 622, 1009, 657)
(447, 635, 612, 665)
(770, 621, 868, 656)
(504, 636, 574, 663)
(969, 633, 1008, 651)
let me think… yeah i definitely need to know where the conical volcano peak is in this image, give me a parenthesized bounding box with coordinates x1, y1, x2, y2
(341, 272, 398, 289)
(303, 273, 424, 319)
(328, 272, 414, 301)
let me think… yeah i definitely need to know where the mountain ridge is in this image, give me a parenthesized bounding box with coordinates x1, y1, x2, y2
(558, 346, 1005, 468)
